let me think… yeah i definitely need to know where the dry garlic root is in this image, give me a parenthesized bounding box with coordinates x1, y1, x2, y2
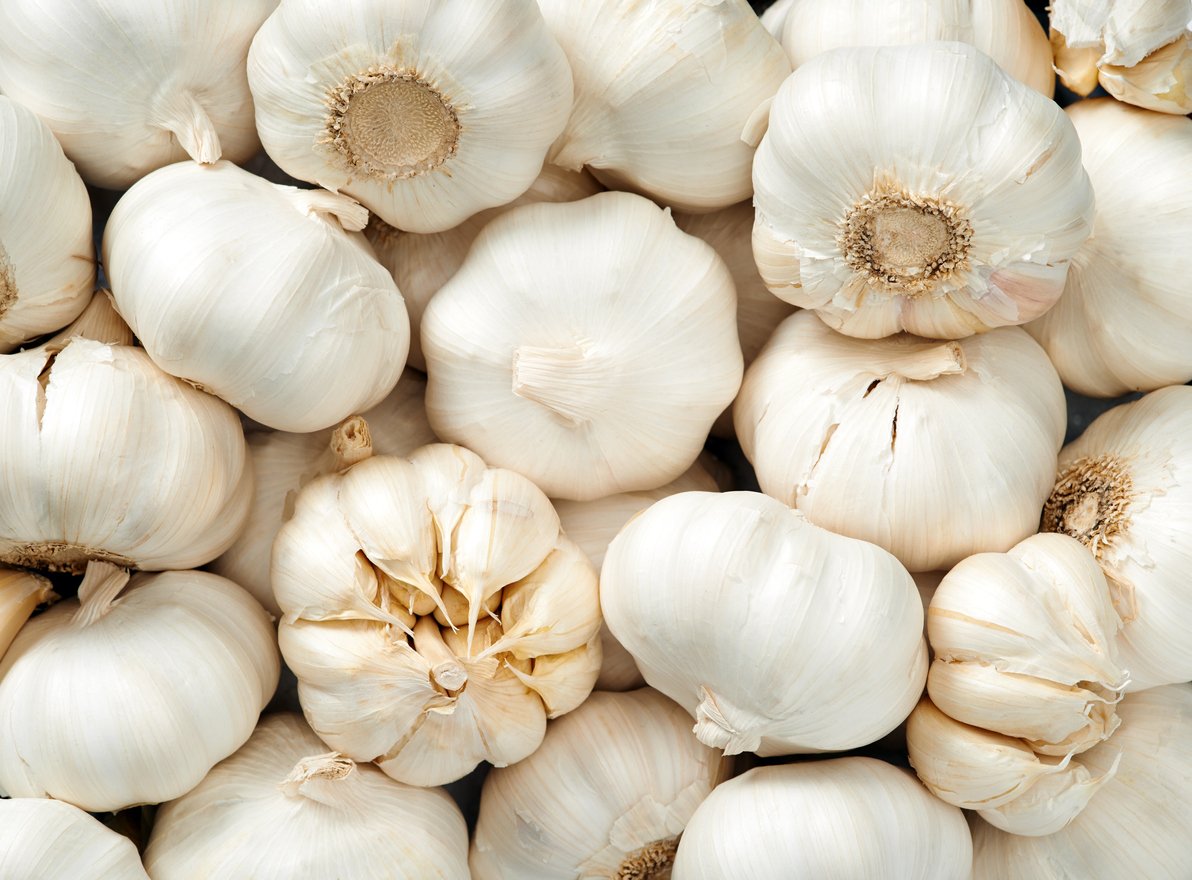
(0, 798, 150, 880)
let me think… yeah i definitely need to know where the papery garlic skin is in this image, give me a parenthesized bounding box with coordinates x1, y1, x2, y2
(0, 0, 272, 189)
(735, 313, 1065, 572)
(538, 0, 791, 213)
(0, 799, 150, 879)
(145, 713, 469, 879)
(0, 568, 55, 660)
(753, 42, 1093, 339)
(672, 758, 972, 879)
(37, 290, 135, 351)
(760, 0, 796, 38)
(104, 160, 409, 433)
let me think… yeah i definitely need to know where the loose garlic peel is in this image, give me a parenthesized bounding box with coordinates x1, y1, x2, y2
(0, 799, 150, 880)
(0, 568, 55, 660)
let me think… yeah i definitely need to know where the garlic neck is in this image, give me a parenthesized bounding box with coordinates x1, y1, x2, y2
(282, 187, 369, 232)
(512, 342, 616, 426)
(328, 416, 374, 471)
(693, 686, 762, 756)
(279, 752, 355, 800)
(615, 838, 679, 880)
(414, 616, 468, 695)
(152, 88, 221, 165)
(72, 561, 132, 627)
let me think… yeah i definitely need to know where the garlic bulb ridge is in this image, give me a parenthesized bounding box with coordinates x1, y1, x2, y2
(0, 799, 150, 880)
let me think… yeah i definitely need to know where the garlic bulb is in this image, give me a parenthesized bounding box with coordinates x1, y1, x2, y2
(1042, 385, 1192, 690)
(0, 563, 279, 811)
(1025, 100, 1192, 397)
(0, 568, 54, 660)
(274, 443, 602, 787)
(672, 758, 972, 879)
(104, 160, 409, 433)
(248, 0, 573, 234)
(38, 290, 135, 352)
(602, 491, 927, 755)
(753, 41, 1093, 339)
(760, 0, 796, 38)
(538, 0, 791, 213)
(423, 192, 743, 501)
(0, 0, 273, 189)
(0, 337, 251, 573)
(144, 713, 469, 879)
(471, 688, 730, 879)
(735, 312, 1065, 572)
(0, 798, 149, 879)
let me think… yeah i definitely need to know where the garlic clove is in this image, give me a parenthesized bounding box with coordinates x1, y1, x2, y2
(0, 568, 55, 660)
(0, 798, 150, 879)
(504, 637, 603, 719)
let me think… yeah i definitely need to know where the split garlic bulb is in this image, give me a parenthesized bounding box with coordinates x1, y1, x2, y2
(672, 758, 972, 879)
(274, 443, 602, 787)
(0, 799, 149, 880)
(1026, 100, 1192, 397)
(0, 338, 251, 573)
(144, 713, 469, 879)
(538, 0, 791, 212)
(0, 0, 273, 189)
(753, 41, 1093, 339)
(104, 160, 409, 433)
(423, 192, 743, 501)
(471, 689, 729, 879)
(0, 568, 54, 660)
(0, 563, 279, 811)
(248, 0, 572, 234)
(602, 491, 927, 756)
(735, 313, 1065, 572)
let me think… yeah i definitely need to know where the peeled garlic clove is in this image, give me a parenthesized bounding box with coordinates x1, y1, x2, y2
(0, 798, 149, 879)
(0, 568, 54, 661)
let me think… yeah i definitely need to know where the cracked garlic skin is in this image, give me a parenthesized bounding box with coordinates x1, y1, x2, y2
(273, 443, 602, 787)
(735, 312, 1065, 572)
(0, 799, 149, 880)
(753, 41, 1093, 339)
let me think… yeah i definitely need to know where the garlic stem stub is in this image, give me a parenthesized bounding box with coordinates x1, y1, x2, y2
(0, 568, 55, 660)
(0, 798, 150, 880)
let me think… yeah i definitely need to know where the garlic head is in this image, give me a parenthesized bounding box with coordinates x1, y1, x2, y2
(0, 798, 149, 879)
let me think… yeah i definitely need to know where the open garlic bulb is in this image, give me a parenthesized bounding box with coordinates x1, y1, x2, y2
(753, 41, 1093, 339)
(0, 568, 54, 660)
(274, 443, 602, 787)
(144, 713, 469, 879)
(0, 799, 149, 880)
(248, 0, 572, 234)
(104, 160, 409, 433)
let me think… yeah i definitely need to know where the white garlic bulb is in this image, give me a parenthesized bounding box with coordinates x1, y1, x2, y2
(248, 0, 573, 234)
(0, 0, 273, 189)
(0, 563, 279, 811)
(0, 568, 54, 660)
(471, 688, 729, 879)
(1026, 100, 1192, 397)
(735, 312, 1065, 572)
(760, 0, 796, 38)
(672, 758, 972, 879)
(0, 338, 251, 573)
(753, 41, 1093, 339)
(104, 160, 409, 433)
(38, 289, 136, 351)
(274, 443, 602, 787)
(602, 491, 927, 756)
(144, 713, 469, 879)
(423, 192, 743, 501)
(0, 798, 150, 879)
(538, 0, 791, 213)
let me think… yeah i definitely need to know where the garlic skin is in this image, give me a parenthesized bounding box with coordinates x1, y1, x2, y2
(1026, 100, 1192, 397)
(0, 799, 149, 880)
(0, 0, 273, 189)
(753, 42, 1093, 339)
(735, 313, 1066, 572)
(471, 688, 729, 879)
(248, 0, 573, 234)
(672, 758, 972, 879)
(760, 0, 796, 38)
(104, 160, 409, 433)
(0, 563, 279, 811)
(38, 290, 136, 351)
(538, 0, 791, 213)
(0, 568, 55, 660)
(144, 713, 469, 879)
(424, 192, 743, 501)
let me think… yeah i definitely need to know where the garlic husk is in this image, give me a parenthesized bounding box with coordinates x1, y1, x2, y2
(104, 160, 409, 433)
(423, 191, 743, 501)
(538, 0, 791, 213)
(0, 337, 251, 573)
(38, 290, 136, 352)
(760, 0, 796, 38)
(0, 0, 273, 189)
(602, 491, 927, 756)
(0, 798, 149, 879)
(248, 0, 573, 234)
(753, 41, 1093, 339)
(1025, 99, 1192, 397)
(0, 568, 55, 660)
(672, 757, 972, 879)
(735, 312, 1066, 572)
(0, 563, 279, 811)
(471, 688, 730, 879)
(144, 713, 469, 879)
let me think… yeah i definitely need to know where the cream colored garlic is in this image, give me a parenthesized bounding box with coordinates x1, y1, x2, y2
(753, 42, 1093, 339)
(735, 312, 1065, 572)
(104, 160, 409, 433)
(144, 713, 469, 879)
(1026, 100, 1192, 396)
(538, 0, 791, 213)
(248, 0, 573, 234)
(0, 0, 273, 189)
(0, 799, 150, 879)
(672, 758, 972, 879)
(424, 192, 742, 501)
(0, 568, 54, 660)
(0, 563, 278, 811)
(274, 443, 602, 787)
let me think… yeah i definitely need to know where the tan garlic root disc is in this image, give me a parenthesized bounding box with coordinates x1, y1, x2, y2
(0, 798, 150, 880)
